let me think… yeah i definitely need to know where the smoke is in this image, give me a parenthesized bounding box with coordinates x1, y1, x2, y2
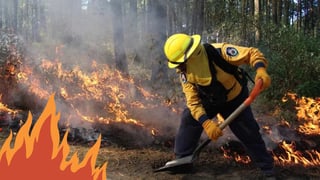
(205, 119, 301, 152)
(0, 0, 182, 147)
(261, 123, 300, 151)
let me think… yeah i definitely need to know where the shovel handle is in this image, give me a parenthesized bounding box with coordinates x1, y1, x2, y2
(244, 78, 263, 106)
(192, 79, 263, 158)
(218, 78, 263, 130)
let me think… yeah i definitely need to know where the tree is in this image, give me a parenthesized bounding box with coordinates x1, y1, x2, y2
(254, 0, 261, 42)
(32, 0, 41, 42)
(0, 0, 2, 29)
(110, 0, 129, 75)
(125, 0, 142, 64)
(272, 0, 278, 24)
(13, 0, 18, 32)
(148, 0, 169, 89)
(283, 0, 291, 26)
(191, 0, 204, 34)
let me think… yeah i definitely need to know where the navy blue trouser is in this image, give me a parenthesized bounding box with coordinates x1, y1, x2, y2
(174, 86, 274, 171)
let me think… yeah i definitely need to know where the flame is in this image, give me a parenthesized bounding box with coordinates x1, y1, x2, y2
(12, 57, 173, 140)
(217, 113, 252, 164)
(273, 93, 320, 166)
(220, 93, 320, 166)
(274, 141, 320, 166)
(220, 146, 251, 164)
(0, 99, 17, 114)
(284, 92, 320, 135)
(0, 94, 107, 179)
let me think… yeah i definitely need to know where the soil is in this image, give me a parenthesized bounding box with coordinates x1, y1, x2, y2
(100, 144, 318, 180)
(90, 120, 318, 180)
(95, 112, 320, 180)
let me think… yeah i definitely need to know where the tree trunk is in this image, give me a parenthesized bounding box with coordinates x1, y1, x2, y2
(148, 0, 169, 89)
(197, 0, 204, 34)
(32, 0, 41, 42)
(277, 0, 282, 25)
(0, 0, 3, 29)
(191, 0, 204, 34)
(13, 0, 18, 32)
(141, 0, 147, 39)
(317, 0, 320, 37)
(297, 0, 302, 31)
(39, 0, 47, 36)
(304, 0, 315, 36)
(191, 0, 198, 34)
(254, 0, 261, 43)
(272, 0, 278, 24)
(283, 0, 290, 26)
(266, 0, 271, 23)
(241, 0, 248, 43)
(4, 0, 10, 29)
(110, 0, 129, 76)
(127, 0, 142, 64)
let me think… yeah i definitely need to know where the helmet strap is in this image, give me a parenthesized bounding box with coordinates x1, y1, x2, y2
(183, 38, 194, 63)
(167, 37, 194, 66)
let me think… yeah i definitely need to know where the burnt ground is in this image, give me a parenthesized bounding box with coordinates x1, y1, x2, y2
(92, 112, 319, 180)
(97, 143, 319, 180)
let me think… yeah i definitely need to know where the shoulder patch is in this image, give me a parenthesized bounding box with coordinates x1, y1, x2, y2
(180, 73, 187, 83)
(226, 47, 238, 57)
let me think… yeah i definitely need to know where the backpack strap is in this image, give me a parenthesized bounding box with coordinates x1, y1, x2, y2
(203, 43, 253, 86)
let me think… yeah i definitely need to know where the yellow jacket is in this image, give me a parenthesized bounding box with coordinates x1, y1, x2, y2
(178, 43, 268, 123)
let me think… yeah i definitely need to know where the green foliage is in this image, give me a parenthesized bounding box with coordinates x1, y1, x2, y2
(259, 26, 320, 100)
(295, 80, 320, 97)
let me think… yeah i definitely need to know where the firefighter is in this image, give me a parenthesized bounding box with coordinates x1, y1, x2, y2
(163, 33, 275, 177)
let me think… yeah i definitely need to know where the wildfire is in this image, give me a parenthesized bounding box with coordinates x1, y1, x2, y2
(0, 94, 107, 179)
(273, 93, 320, 166)
(14, 58, 171, 136)
(0, 98, 17, 114)
(217, 113, 252, 164)
(283, 92, 320, 135)
(221, 145, 251, 164)
(274, 141, 320, 166)
(219, 93, 320, 167)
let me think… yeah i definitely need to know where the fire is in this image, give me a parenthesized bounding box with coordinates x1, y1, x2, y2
(273, 93, 320, 166)
(283, 92, 320, 135)
(220, 93, 320, 167)
(221, 146, 251, 164)
(273, 141, 320, 166)
(9, 56, 175, 144)
(217, 113, 252, 164)
(17, 59, 163, 128)
(0, 98, 17, 114)
(0, 94, 107, 179)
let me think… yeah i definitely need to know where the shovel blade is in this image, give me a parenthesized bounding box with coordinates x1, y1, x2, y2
(153, 155, 193, 172)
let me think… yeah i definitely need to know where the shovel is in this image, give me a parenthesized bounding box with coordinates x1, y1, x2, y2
(153, 79, 263, 172)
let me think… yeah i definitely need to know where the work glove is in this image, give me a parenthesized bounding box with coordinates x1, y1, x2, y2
(202, 120, 223, 141)
(255, 67, 271, 91)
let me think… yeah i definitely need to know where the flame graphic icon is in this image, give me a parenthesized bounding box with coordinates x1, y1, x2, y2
(0, 94, 107, 179)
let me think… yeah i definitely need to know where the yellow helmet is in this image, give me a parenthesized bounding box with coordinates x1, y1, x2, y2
(164, 33, 201, 68)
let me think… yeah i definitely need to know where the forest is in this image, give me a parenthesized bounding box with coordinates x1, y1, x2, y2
(1, 0, 319, 98)
(0, 0, 320, 179)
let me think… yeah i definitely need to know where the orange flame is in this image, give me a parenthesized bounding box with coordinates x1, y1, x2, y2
(217, 114, 252, 164)
(284, 92, 320, 135)
(274, 93, 320, 166)
(220, 146, 251, 164)
(274, 141, 320, 166)
(0, 94, 107, 179)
